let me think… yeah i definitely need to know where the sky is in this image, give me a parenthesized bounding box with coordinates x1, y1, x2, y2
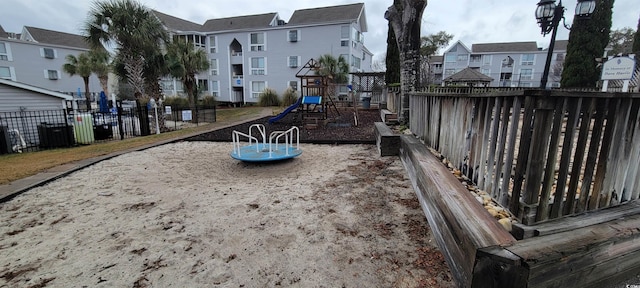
(1, 0, 637, 64)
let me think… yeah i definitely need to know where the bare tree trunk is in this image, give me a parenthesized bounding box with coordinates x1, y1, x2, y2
(385, 0, 427, 124)
(98, 74, 109, 97)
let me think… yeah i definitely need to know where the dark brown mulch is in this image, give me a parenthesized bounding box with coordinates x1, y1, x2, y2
(187, 108, 380, 144)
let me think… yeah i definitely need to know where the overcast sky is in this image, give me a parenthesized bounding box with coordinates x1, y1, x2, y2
(1, 0, 637, 63)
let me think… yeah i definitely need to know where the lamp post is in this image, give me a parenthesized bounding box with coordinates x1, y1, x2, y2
(535, 0, 596, 89)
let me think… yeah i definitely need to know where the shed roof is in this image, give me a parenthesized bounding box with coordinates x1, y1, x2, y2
(0, 79, 73, 100)
(444, 67, 493, 82)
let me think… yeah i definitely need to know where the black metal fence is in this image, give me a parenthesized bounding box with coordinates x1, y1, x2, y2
(0, 101, 217, 155)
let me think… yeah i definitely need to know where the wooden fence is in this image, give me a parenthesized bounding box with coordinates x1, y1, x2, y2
(409, 89, 640, 224)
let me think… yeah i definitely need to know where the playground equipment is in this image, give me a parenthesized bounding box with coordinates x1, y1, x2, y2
(231, 124, 302, 162)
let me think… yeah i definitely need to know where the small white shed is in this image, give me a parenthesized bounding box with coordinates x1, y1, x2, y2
(0, 78, 72, 112)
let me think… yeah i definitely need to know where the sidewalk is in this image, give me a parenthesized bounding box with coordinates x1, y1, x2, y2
(0, 107, 273, 202)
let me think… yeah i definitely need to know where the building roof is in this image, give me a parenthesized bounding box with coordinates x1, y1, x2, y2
(472, 41, 539, 53)
(22, 26, 89, 49)
(288, 3, 364, 28)
(0, 25, 8, 38)
(444, 67, 493, 82)
(548, 40, 568, 51)
(202, 13, 279, 32)
(429, 55, 443, 63)
(153, 10, 203, 32)
(0, 78, 73, 100)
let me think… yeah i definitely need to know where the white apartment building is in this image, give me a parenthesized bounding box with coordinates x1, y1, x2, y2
(153, 3, 373, 104)
(429, 40, 568, 88)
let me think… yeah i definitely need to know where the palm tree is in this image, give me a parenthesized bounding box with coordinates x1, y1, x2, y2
(84, 0, 167, 99)
(317, 54, 349, 103)
(317, 54, 349, 84)
(166, 38, 210, 121)
(89, 48, 111, 97)
(63, 53, 93, 110)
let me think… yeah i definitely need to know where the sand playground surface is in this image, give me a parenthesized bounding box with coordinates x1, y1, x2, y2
(0, 142, 453, 287)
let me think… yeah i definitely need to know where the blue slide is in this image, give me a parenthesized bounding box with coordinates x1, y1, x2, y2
(269, 96, 303, 124)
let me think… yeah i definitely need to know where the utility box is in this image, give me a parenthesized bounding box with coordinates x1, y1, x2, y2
(38, 123, 74, 148)
(74, 113, 95, 144)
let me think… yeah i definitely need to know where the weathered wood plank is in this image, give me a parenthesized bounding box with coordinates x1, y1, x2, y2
(621, 99, 640, 202)
(521, 98, 556, 224)
(508, 212, 640, 288)
(374, 122, 400, 156)
(512, 199, 640, 239)
(399, 135, 516, 288)
(576, 98, 607, 213)
(536, 98, 566, 221)
(510, 95, 535, 216)
(564, 98, 596, 215)
(499, 96, 522, 207)
(590, 98, 617, 210)
(485, 97, 502, 196)
(491, 98, 512, 200)
(550, 97, 582, 218)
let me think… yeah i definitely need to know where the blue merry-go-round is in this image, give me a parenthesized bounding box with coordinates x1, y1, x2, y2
(230, 124, 302, 162)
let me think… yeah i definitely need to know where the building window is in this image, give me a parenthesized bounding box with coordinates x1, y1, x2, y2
(520, 68, 533, 80)
(198, 79, 208, 91)
(209, 36, 217, 53)
(46, 69, 59, 80)
(341, 40, 349, 47)
(288, 30, 298, 42)
(481, 68, 491, 76)
(43, 48, 55, 59)
(445, 68, 456, 76)
(341, 25, 350, 39)
(0, 66, 12, 79)
(250, 57, 265, 75)
(194, 35, 206, 48)
(0, 43, 9, 61)
(470, 55, 482, 63)
(555, 53, 564, 61)
(210, 59, 218, 75)
(521, 54, 535, 65)
(289, 80, 298, 91)
(288, 56, 299, 68)
(457, 54, 468, 62)
(250, 33, 265, 51)
(251, 81, 266, 98)
(445, 54, 457, 63)
(211, 81, 219, 97)
(351, 55, 361, 69)
(483, 55, 492, 65)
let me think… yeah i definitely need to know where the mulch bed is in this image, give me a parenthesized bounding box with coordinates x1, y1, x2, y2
(187, 107, 380, 144)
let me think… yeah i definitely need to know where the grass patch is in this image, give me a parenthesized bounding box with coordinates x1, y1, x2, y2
(0, 107, 269, 185)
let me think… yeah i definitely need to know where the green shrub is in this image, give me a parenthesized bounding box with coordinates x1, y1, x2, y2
(163, 96, 189, 109)
(199, 96, 217, 108)
(258, 88, 280, 107)
(281, 88, 299, 107)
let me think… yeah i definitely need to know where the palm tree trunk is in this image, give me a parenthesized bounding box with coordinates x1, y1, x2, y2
(83, 77, 91, 111)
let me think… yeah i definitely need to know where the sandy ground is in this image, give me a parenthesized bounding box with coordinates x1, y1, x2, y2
(0, 142, 452, 287)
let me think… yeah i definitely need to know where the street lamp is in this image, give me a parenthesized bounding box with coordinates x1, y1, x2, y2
(535, 0, 596, 89)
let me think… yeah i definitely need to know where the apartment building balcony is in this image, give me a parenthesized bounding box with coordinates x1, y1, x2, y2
(232, 75, 243, 87)
(231, 51, 243, 65)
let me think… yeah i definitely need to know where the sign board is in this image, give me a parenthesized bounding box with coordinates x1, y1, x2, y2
(165, 106, 172, 115)
(182, 110, 192, 121)
(601, 57, 636, 80)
